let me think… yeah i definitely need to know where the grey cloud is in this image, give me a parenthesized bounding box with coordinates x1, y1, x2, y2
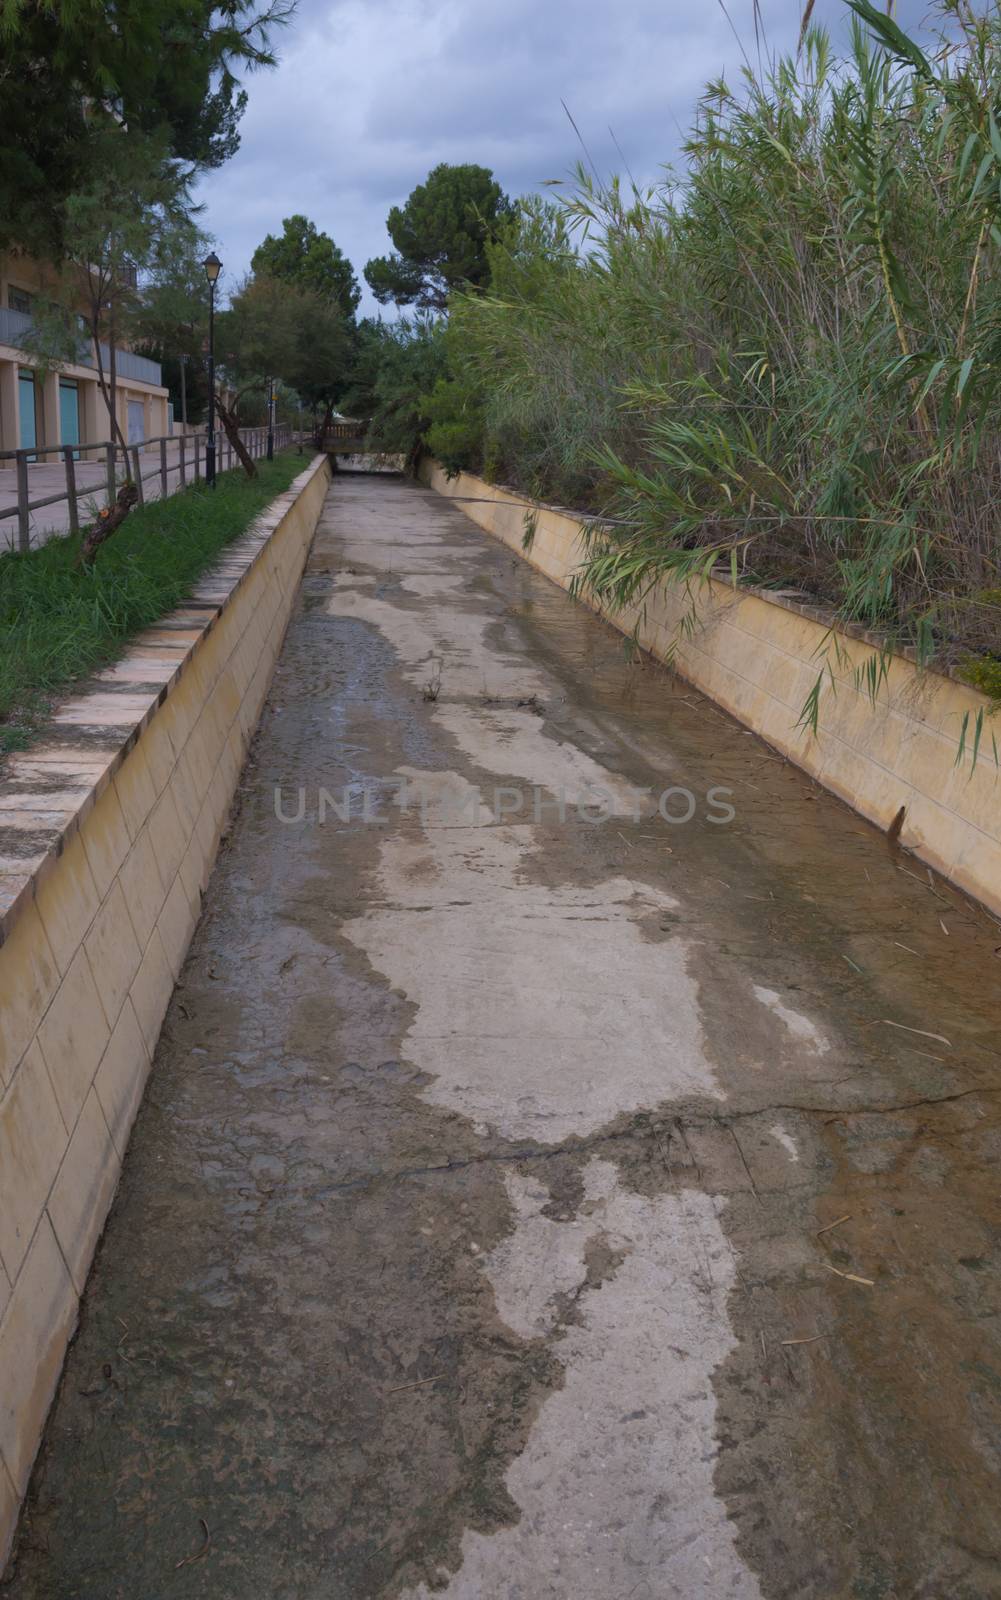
(194, 0, 932, 314)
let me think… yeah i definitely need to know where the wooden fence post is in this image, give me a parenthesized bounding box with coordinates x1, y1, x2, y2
(63, 446, 79, 536)
(160, 437, 168, 498)
(15, 450, 30, 552)
(130, 446, 144, 506)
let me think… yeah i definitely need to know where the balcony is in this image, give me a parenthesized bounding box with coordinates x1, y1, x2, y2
(0, 305, 163, 388)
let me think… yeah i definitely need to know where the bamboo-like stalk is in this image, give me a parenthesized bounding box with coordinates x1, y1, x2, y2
(389, 0, 1001, 712)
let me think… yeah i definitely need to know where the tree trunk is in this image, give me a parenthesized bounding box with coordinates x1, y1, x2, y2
(109, 297, 118, 462)
(91, 287, 130, 464)
(216, 396, 257, 478)
(77, 481, 139, 565)
(313, 401, 333, 452)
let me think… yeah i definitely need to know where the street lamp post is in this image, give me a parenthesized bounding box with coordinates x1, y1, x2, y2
(266, 374, 274, 461)
(203, 252, 222, 488)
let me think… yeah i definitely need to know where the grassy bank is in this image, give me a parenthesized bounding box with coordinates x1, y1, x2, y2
(0, 451, 307, 754)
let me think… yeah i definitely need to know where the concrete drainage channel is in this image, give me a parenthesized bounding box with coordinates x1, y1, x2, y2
(0, 453, 331, 1561)
(421, 461, 1001, 921)
(3, 469, 1001, 1597)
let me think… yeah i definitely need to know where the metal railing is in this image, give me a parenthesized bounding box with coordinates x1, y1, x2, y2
(323, 419, 368, 439)
(318, 418, 371, 453)
(0, 306, 36, 348)
(0, 424, 295, 552)
(95, 345, 163, 387)
(0, 306, 163, 387)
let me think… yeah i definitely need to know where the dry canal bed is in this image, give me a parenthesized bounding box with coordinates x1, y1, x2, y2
(6, 473, 1001, 1599)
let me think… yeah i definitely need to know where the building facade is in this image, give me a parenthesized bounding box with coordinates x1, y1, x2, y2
(0, 252, 171, 458)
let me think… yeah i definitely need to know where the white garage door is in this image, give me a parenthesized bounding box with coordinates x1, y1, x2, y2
(127, 400, 145, 445)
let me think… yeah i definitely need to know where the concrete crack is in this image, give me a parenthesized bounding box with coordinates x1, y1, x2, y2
(297, 1078, 1001, 1206)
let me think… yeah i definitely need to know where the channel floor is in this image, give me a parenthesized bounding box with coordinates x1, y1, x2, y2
(6, 473, 1001, 1600)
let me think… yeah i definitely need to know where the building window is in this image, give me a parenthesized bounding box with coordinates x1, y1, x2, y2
(8, 286, 33, 315)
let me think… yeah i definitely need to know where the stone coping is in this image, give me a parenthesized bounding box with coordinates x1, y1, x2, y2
(0, 454, 328, 948)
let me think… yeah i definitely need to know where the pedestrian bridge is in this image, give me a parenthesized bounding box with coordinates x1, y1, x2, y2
(318, 418, 404, 473)
(318, 417, 371, 455)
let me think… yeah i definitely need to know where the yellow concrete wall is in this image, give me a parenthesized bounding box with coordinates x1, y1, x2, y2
(423, 463, 1001, 918)
(0, 454, 331, 1560)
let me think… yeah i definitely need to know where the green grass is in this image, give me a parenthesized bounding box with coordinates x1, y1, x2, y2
(959, 654, 1001, 708)
(0, 450, 308, 755)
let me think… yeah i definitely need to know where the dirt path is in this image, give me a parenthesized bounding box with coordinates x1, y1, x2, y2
(6, 474, 1001, 1600)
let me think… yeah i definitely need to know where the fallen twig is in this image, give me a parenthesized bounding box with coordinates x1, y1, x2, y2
(897, 865, 947, 903)
(816, 1214, 851, 1237)
(781, 1333, 830, 1346)
(724, 1122, 762, 1206)
(880, 1019, 952, 1048)
(175, 1518, 211, 1570)
(116, 1317, 133, 1364)
(824, 1263, 874, 1287)
(387, 1374, 445, 1394)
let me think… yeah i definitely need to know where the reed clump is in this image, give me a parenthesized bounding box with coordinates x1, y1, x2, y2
(427, 0, 1001, 720)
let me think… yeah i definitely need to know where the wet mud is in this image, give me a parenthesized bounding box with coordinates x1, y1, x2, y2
(5, 475, 1001, 1600)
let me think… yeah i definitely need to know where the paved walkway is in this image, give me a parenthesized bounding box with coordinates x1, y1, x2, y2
(0, 441, 201, 551)
(0, 436, 296, 550)
(6, 475, 1001, 1598)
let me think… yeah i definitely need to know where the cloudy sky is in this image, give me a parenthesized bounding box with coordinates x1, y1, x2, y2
(195, 0, 931, 314)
